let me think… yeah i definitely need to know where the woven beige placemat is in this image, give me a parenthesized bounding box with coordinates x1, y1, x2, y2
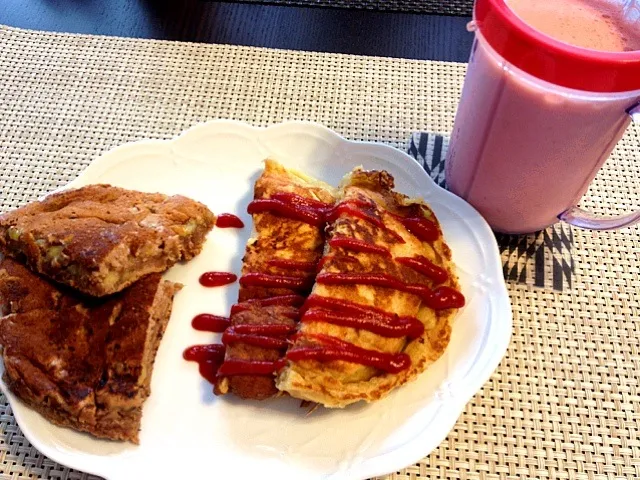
(1, 25, 639, 480)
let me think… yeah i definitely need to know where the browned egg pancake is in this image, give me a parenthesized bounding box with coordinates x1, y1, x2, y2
(214, 159, 336, 400)
(0, 257, 181, 443)
(276, 168, 464, 407)
(0, 184, 215, 297)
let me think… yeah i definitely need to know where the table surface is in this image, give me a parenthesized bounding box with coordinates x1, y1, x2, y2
(2, 0, 474, 62)
(1, 2, 639, 480)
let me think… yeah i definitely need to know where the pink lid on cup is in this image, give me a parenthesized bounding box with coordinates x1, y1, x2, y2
(474, 0, 640, 92)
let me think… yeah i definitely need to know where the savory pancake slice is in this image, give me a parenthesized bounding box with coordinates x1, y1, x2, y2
(0, 254, 79, 316)
(214, 159, 336, 400)
(0, 257, 181, 443)
(0, 185, 215, 297)
(276, 168, 465, 408)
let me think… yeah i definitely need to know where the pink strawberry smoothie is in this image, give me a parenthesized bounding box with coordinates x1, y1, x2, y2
(506, 0, 640, 52)
(445, 0, 640, 233)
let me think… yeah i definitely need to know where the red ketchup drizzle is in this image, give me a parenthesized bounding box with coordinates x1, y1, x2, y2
(222, 332, 288, 349)
(267, 259, 317, 271)
(326, 202, 405, 243)
(315, 272, 465, 309)
(287, 333, 410, 374)
(302, 294, 424, 338)
(401, 217, 440, 243)
(191, 314, 230, 332)
(247, 192, 331, 226)
(316, 271, 430, 297)
(301, 294, 369, 315)
(183, 344, 226, 384)
(215, 213, 245, 229)
(271, 192, 332, 210)
(199, 271, 237, 287)
(222, 323, 293, 349)
(325, 202, 384, 228)
(231, 324, 295, 336)
(303, 309, 423, 339)
(430, 286, 466, 309)
(230, 294, 305, 315)
(239, 273, 313, 290)
(246, 193, 412, 249)
(217, 359, 283, 376)
(396, 256, 449, 284)
(216, 324, 296, 376)
(247, 199, 324, 226)
(328, 236, 392, 257)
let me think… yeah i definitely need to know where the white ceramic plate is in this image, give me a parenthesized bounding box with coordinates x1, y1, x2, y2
(0, 120, 512, 480)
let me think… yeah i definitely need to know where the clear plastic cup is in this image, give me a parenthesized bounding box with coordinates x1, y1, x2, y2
(445, 0, 640, 233)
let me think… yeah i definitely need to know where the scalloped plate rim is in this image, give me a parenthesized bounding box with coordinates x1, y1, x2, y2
(0, 120, 512, 480)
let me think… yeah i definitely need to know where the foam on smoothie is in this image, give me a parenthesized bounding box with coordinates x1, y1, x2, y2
(506, 0, 640, 52)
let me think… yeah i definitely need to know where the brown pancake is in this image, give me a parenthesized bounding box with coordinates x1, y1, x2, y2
(0, 257, 181, 442)
(0, 184, 215, 297)
(276, 168, 463, 407)
(214, 159, 336, 399)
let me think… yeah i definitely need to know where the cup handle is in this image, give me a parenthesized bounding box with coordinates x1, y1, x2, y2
(558, 102, 640, 230)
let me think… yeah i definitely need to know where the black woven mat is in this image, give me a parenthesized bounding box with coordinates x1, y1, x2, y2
(226, 0, 474, 15)
(408, 132, 574, 292)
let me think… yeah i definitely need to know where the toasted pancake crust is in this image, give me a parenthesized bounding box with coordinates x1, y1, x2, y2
(0, 258, 181, 442)
(215, 159, 336, 399)
(0, 185, 215, 296)
(215, 305, 297, 399)
(0, 255, 77, 316)
(239, 159, 335, 302)
(277, 168, 461, 407)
